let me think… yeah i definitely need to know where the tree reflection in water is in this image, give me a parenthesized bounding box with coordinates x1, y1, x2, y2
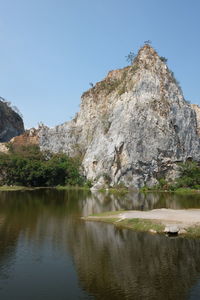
(67, 220, 200, 300)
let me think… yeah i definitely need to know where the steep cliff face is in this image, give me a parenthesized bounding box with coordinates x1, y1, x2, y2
(39, 45, 200, 188)
(192, 104, 200, 136)
(0, 99, 24, 142)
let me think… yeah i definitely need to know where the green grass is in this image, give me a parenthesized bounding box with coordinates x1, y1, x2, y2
(186, 226, 200, 238)
(140, 187, 200, 194)
(0, 185, 31, 191)
(117, 218, 165, 232)
(174, 188, 200, 194)
(91, 210, 124, 217)
(56, 185, 90, 191)
(85, 214, 165, 233)
(90, 217, 119, 224)
(98, 187, 129, 196)
(85, 211, 200, 239)
(108, 188, 129, 196)
(0, 184, 91, 192)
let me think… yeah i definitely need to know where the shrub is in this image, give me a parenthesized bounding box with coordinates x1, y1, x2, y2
(0, 146, 85, 187)
(102, 173, 112, 184)
(118, 85, 126, 96)
(173, 161, 200, 189)
(126, 51, 136, 65)
(160, 56, 168, 63)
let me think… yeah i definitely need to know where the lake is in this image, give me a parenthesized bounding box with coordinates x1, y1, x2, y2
(0, 189, 200, 299)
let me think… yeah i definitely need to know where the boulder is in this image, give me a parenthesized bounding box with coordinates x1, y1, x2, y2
(164, 225, 179, 234)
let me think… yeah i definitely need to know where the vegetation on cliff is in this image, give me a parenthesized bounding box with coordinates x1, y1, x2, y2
(0, 145, 86, 187)
(141, 161, 200, 192)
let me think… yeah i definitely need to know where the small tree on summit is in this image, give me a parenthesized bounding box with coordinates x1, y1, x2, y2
(89, 82, 94, 88)
(160, 56, 168, 63)
(126, 51, 136, 65)
(144, 40, 152, 45)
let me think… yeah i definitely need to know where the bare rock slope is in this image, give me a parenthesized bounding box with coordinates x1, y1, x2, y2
(0, 99, 24, 142)
(39, 45, 200, 188)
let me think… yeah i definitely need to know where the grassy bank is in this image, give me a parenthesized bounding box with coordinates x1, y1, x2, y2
(83, 214, 165, 233)
(56, 185, 91, 191)
(173, 188, 200, 194)
(141, 187, 200, 194)
(83, 211, 200, 239)
(0, 185, 128, 193)
(0, 185, 92, 192)
(0, 185, 39, 191)
(186, 225, 200, 238)
(97, 188, 129, 196)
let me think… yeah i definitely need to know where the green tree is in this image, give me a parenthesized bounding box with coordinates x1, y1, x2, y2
(0, 146, 85, 187)
(126, 51, 135, 65)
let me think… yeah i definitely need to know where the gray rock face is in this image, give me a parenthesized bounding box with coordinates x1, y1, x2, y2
(0, 99, 24, 142)
(39, 45, 200, 188)
(191, 104, 200, 136)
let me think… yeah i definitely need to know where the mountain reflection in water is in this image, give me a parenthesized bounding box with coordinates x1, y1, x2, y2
(0, 189, 199, 299)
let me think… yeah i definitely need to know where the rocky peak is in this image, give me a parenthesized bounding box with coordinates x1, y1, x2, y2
(136, 45, 170, 78)
(137, 44, 160, 63)
(39, 45, 200, 188)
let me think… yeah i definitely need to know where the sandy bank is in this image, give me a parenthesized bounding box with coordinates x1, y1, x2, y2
(117, 209, 200, 227)
(83, 209, 200, 237)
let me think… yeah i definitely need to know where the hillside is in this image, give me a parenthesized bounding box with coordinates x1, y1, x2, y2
(0, 98, 24, 142)
(37, 45, 200, 188)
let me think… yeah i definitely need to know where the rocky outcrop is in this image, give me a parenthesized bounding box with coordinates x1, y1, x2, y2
(191, 104, 200, 136)
(10, 128, 39, 147)
(0, 143, 8, 153)
(0, 99, 24, 142)
(39, 45, 200, 188)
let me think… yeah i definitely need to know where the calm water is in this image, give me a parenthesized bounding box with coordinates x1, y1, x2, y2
(0, 190, 200, 299)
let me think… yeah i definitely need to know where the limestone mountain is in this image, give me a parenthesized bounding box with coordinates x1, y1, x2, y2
(38, 45, 200, 187)
(0, 98, 24, 142)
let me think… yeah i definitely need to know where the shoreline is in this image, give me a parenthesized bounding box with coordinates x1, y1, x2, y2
(83, 209, 200, 238)
(140, 188, 200, 194)
(0, 185, 91, 192)
(0, 184, 200, 194)
(0, 186, 36, 191)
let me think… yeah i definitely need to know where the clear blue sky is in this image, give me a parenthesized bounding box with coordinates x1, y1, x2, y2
(0, 0, 200, 128)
